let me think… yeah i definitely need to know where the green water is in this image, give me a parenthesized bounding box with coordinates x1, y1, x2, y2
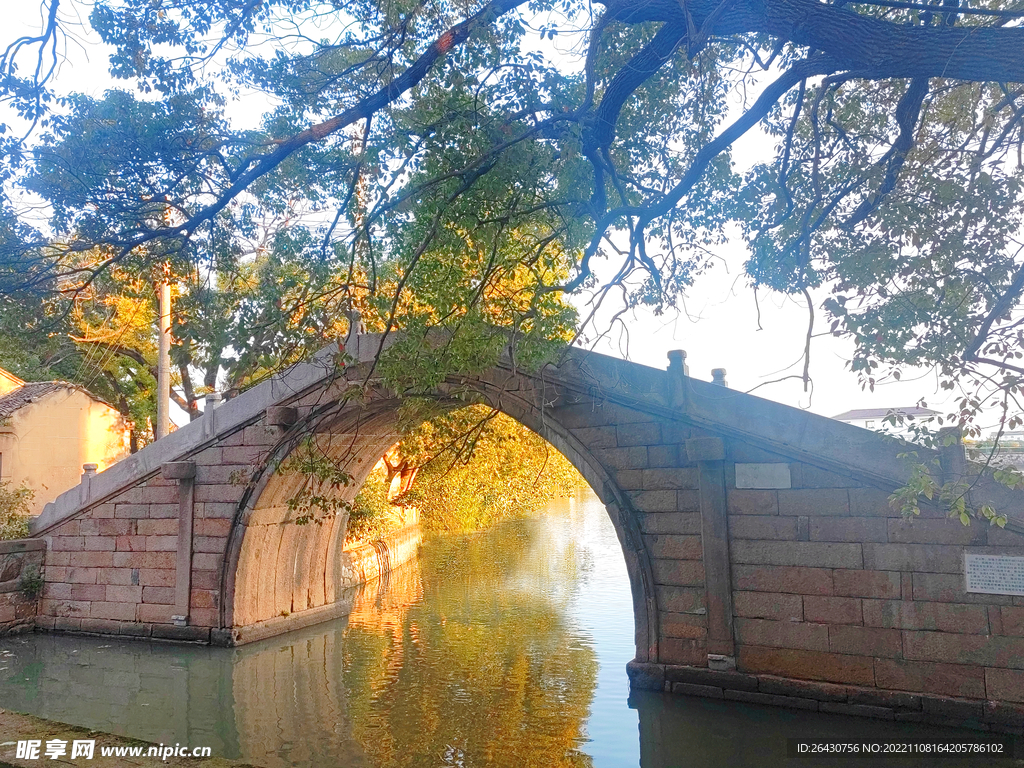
(0, 489, 1019, 767)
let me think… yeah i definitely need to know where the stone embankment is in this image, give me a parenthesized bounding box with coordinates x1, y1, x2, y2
(0, 540, 44, 637)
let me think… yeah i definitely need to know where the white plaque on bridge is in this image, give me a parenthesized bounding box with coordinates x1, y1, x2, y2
(964, 553, 1024, 597)
(735, 463, 791, 490)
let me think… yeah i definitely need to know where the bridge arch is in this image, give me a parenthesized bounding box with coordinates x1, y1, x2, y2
(220, 378, 659, 659)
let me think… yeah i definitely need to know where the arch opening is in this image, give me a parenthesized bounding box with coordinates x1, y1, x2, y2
(221, 384, 658, 661)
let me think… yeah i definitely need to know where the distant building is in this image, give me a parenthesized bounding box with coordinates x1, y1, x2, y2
(0, 368, 130, 515)
(832, 406, 939, 433)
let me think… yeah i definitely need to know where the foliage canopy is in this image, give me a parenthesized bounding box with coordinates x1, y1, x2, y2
(1, 0, 1024, 511)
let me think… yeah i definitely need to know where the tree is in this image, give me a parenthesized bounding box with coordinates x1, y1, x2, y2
(349, 406, 582, 540)
(2, 0, 1024, 515)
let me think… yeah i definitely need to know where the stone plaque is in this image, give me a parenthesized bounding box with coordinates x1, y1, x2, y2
(964, 553, 1024, 597)
(735, 463, 791, 490)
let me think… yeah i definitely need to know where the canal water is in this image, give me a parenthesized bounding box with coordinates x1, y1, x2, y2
(0, 488, 1020, 767)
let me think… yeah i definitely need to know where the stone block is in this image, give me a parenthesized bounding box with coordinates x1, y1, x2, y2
(729, 516, 798, 541)
(660, 611, 707, 639)
(626, 660, 665, 691)
(777, 489, 849, 517)
(66, 567, 98, 584)
(862, 600, 990, 634)
(148, 504, 180, 519)
(190, 589, 218, 609)
(595, 446, 649, 470)
(829, 625, 901, 658)
(142, 586, 175, 604)
(70, 585, 106, 601)
(647, 445, 680, 467)
(984, 700, 1024, 726)
(137, 604, 174, 623)
(903, 630, 1024, 669)
(194, 484, 243, 503)
(151, 624, 210, 642)
(89, 601, 137, 622)
(112, 552, 175, 569)
(94, 567, 135, 586)
(78, 618, 122, 636)
(849, 488, 902, 517)
(198, 502, 237, 519)
(1002, 607, 1024, 636)
(727, 490, 778, 516)
(98, 520, 134, 536)
(809, 518, 887, 543)
(145, 536, 178, 552)
(887, 517, 986, 545)
(731, 540, 863, 569)
(651, 559, 704, 587)
(913, 572, 1012, 605)
(189, 608, 219, 627)
(113, 504, 150, 519)
(137, 519, 178, 536)
(656, 586, 705, 613)
(660, 638, 707, 665)
(68, 551, 114, 568)
(192, 553, 223, 571)
(105, 585, 142, 603)
(115, 535, 147, 552)
(137, 568, 175, 587)
(732, 564, 833, 595)
(736, 618, 829, 651)
(221, 445, 266, 466)
(921, 696, 985, 721)
(616, 422, 662, 447)
(803, 596, 863, 625)
(732, 591, 803, 622)
(873, 658, 986, 699)
(644, 534, 702, 560)
(571, 426, 617, 449)
(665, 666, 758, 691)
(195, 519, 231, 537)
(642, 468, 699, 490)
(191, 570, 219, 590)
(639, 512, 702, 535)
(724, 689, 818, 710)
(819, 702, 894, 720)
(738, 645, 875, 686)
(986, 668, 1024, 703)
(117, 622, 151, 637)
(50, 536, 85, 552)
(833, 569, 902, 599)
(42, 583, 73, 600)
(862, 544, 963, 574)
(759, 676, 849, 702)
(629, 490, 677, 512)
(847, 687, 921, 710)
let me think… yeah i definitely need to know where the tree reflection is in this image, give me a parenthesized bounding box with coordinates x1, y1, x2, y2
(344, 519, 598, 768)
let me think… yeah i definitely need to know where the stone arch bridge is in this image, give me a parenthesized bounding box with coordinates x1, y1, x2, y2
(24, 332, 1024, 730)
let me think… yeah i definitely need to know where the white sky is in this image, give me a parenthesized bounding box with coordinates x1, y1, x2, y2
(5, 3, 961, 427)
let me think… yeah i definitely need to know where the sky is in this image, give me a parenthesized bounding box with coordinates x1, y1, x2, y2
(5, 2, 963, 428)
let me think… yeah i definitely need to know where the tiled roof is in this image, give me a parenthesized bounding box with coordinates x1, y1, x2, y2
(832, 406, 939, 421)
(0, 381, 69, 419)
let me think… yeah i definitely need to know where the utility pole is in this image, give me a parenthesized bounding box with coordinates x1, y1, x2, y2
(156, 277, 171, 440)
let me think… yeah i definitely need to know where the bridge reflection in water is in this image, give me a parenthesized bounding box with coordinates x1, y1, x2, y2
(1, 490, 1011, 768)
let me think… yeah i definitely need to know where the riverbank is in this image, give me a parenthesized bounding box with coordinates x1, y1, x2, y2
(0, 709, 264, 768)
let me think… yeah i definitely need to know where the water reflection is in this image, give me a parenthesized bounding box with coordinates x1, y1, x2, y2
(1, 490, 1019, 768)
